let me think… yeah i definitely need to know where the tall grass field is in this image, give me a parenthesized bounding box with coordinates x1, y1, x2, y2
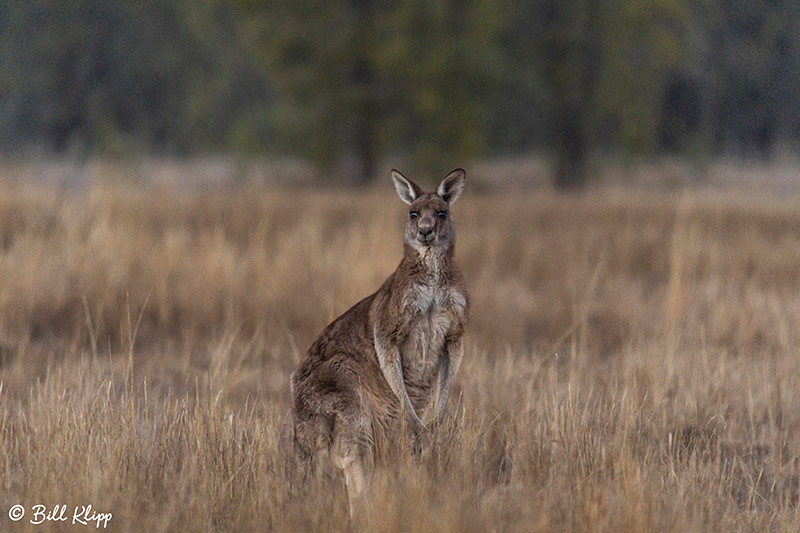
(1, 172, 799, 531)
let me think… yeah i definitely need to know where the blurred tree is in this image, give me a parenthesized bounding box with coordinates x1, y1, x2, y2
(540, 0, 605, 189)
(238, 0, 379, 181)
(498, 0, 688, 189)
(694, 0, 800, 157)
(0, 0, 271, 155)
(378, 0, 503, 176)
(238, 0, 502, 183)
(3, 0, 800, 186)
(597, 0, 688, 154)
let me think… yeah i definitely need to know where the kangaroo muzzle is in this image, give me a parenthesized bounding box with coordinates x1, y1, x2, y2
(417, 219, 435, 243)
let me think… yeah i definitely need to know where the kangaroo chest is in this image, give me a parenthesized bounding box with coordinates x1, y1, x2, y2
(400, 282, 463, 395)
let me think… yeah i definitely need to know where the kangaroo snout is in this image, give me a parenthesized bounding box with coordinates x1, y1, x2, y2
(418, 220, 435, 242)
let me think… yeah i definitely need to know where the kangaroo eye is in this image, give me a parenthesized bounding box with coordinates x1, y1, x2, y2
(409, 211, 418, 219)
(437, 211, 447, 219)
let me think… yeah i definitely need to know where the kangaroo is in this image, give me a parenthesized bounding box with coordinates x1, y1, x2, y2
(290, 168, 470, 518)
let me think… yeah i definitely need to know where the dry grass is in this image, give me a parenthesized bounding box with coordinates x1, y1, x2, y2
(1, 175, 800, 531)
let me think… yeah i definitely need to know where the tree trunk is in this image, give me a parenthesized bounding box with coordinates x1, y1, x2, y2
(553, 109, 587, 190)
(351, 0, 377, 185)
(355, 106, 377, 185)
(547, 0, 602, 191)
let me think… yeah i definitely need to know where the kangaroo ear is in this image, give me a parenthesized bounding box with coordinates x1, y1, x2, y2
(437, 169, 466, 204)
(391, 169, 422, 205)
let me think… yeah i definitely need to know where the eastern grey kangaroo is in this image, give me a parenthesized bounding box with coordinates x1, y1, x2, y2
(290, 169, 470, 517)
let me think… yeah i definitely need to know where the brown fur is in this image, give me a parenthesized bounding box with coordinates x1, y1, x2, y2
(290, 169, 470, 517)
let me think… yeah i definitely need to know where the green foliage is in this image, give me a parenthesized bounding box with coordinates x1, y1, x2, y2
(376, 0, 504, 175)
(493, 0, 691, 187)
(240, 0, 503, 181)
(0, 0, 271, 155)
(2, 0, 800, 185)
(597, 0, 688, 153)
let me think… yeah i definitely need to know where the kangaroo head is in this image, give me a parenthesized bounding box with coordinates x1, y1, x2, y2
(391, 168, 466, 252)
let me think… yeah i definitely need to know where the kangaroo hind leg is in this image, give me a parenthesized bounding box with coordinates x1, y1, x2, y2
(330, 394, 374, 520)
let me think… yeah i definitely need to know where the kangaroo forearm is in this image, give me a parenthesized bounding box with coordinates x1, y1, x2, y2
(375, 338, 423, 427)
(435, 337, 463, 421)
(429, 355, 450, 423)
(391, 359, 424, 428)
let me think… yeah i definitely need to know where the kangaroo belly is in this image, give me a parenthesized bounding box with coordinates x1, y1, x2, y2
(401, 311, 450, 410)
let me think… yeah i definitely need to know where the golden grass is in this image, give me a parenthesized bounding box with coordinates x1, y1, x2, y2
(1, 178, 800, 531)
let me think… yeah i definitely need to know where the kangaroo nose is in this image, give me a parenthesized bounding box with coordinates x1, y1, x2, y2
(418, 225, 433, 236)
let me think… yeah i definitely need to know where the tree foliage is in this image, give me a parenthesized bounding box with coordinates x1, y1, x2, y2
(1, 0, 799, 186)
(0, 0, 270, 155)
(240, 0, 502, 181)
